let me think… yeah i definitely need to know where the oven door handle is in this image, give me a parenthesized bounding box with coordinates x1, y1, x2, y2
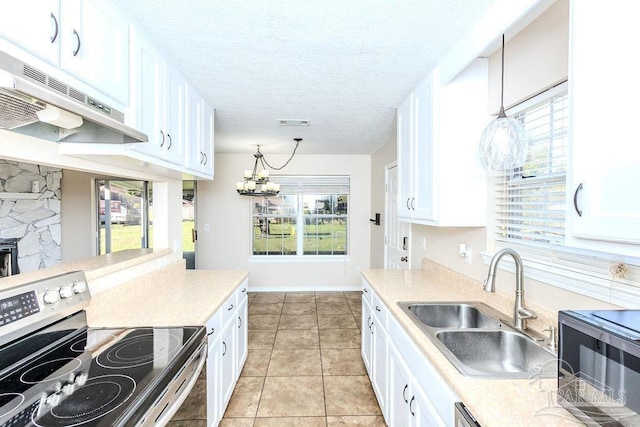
(137, 340, 207, 426)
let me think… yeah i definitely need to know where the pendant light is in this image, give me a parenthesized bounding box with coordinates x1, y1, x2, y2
(479, 34, 527, 170)
(236, 138, 302, 196)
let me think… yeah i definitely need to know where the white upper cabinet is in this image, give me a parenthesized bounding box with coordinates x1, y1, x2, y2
(0, 0, 60, 65)
(130, 28, 201, 170)
(185, 86, 215, 178)
(60, 0, 130, 105)
(0, 0, 129, 106)
(566, 0, 640, 256)
(397, 59, 488, 226)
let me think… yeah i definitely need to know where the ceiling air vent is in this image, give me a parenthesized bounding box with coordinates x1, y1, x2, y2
(278, 119, 310, 126)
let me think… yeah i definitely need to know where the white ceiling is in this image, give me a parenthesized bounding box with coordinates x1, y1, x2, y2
(118, 0, 497, 155)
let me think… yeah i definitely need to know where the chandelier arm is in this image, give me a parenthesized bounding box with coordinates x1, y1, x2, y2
(261, 139, 300, 170)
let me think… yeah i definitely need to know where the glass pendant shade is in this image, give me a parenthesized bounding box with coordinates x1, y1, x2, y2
(479, 34, 528, 170)
(479, 107, 527, 170)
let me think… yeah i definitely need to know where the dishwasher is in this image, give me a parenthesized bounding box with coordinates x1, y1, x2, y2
(454, 402, 481, 426)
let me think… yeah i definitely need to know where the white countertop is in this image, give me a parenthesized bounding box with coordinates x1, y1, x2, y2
(362, 262, 582, 427)
(86, 261, 249, 327)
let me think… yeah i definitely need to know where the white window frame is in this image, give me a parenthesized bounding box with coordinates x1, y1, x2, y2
(250, 175, 350, 261)
(483, 82, 640, 307)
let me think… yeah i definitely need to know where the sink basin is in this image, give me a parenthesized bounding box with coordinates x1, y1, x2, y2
(406, 303, 502, 329)
(435, 330, 557, 378)
(397, 301, 557, 379)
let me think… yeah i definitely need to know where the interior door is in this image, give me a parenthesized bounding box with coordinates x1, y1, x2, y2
(385, 164, 410, 269)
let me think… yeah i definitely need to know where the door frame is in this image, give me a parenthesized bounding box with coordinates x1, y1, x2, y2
(384, 161, 411, 269)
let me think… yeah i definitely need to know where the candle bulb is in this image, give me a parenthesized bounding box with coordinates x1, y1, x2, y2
(273, 183, 280, 192)
(262, 169, 269, 179)
(244, 170, 252, 179)
(236, 182, 245, 190)
(247, 181, 256, 191)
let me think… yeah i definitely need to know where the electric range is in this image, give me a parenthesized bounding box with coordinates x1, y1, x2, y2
(0, 271, 206, 427)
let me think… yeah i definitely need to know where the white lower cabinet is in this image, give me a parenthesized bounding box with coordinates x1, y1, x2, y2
(205, 279, 248, 427)
(362, 279, 457, 426)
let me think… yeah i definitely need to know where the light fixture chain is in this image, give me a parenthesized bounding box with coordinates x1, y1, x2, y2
(261, 139, 301, 170)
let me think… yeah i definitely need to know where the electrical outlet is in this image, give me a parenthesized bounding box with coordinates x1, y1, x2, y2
(204, 224, 210, 232)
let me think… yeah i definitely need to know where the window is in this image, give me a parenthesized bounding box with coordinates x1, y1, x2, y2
(494, 85, 568, 249)
(252, 176, 349, 257)
(97, 179, 150, 254)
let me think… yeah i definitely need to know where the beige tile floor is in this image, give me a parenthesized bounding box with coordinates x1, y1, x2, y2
(169, 291, 385, 427)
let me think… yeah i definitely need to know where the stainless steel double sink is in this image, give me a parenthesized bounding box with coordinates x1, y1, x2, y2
(398, 302, 557, 379)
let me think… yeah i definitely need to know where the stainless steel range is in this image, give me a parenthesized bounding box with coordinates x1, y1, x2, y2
(0, 270, 206, 426)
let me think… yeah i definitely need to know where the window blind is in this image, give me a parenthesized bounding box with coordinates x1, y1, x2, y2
(270, 175, 350, 195)
(494, 90, 568, 248)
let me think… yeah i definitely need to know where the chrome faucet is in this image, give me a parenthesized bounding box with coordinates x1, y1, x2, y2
(483, 248, 536, 331)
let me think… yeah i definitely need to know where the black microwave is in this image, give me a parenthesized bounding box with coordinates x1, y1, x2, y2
(558, 310, 640, 426)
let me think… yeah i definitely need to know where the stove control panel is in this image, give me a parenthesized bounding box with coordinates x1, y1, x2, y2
(0, 270, 91, 346)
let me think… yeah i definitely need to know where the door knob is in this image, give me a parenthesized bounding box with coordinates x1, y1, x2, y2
(401, 256, 408, 262)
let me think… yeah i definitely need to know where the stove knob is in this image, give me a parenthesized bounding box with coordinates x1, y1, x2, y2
(73, 280, 87, 294)
(75, 373, 88, 386)
(43, 289, 60, 305)
(59, 286, 74, 299)
(46, 392, 62, 407)
(62, 383, 76, 396)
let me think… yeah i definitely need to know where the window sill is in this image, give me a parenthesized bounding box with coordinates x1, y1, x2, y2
(480, 250, 640, 308)
(249, 255, 351, 263)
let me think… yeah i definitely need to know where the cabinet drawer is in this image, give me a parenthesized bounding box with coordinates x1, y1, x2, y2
(220, 292, 237, 327)
(362, 279, 373, 305)
(371, 291, 388, 331)
(206, 310, 222, 343)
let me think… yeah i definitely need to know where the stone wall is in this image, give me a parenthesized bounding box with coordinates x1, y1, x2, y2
(0, 160, 62, 273)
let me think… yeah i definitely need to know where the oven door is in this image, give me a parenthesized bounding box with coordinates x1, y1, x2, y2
(134, 340, 207, 427)
(558, 312, 640, 426)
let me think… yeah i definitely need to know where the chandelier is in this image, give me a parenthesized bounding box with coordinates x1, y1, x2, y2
(236, 138, 302, 196)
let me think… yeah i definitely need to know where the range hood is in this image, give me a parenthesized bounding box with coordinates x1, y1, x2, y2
(0, 51, 147, 143)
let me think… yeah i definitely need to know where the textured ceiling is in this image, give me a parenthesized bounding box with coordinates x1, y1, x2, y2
(117, 0, 496, 155)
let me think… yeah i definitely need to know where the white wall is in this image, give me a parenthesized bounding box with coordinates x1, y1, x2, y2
(409, 0, 618, 313)
(197, 152, 371, 290)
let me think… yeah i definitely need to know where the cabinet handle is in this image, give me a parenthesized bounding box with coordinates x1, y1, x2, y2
(242, 287, 247, 293)
(222, 341, 227, 356)
(167, 133, 172, 150)
(200, 152, 204, 163)
(375, 306, 381, 312)
(160, 130, 165, 147)
(406, 198, 411, 209)
(363, 288, 368, 293)
(238, 315, 242, 328)
(50, 13, 59, 43)
(207, 327, 215, 336)
(402, 384, 409, 403)
(72, 29, 81, 56)
(411, 197, 415, 210)
(573, 182, 583, 217)
(203, 152, 208, 165)
(409, 396, 416, 416)
(401, 256, 408, 262)
(367, 316, 372, 329)
(228, 303, 234, 311)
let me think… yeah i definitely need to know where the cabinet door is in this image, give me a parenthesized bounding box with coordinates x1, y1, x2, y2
(0, 0, 60, 65)
(412, 382, 446, 427)
(411, 76, 435, 221)
(129, 28, 164, 157)
(236, 296, 248, 374)
(388, 344, 411, 427)
(220, 323, 236, 410)
(206, 339, 221, 427)
(371, 318, 387, 418)
(201, 101, 215, 176)
(60, 0, 129, 104)
(165, 66, 186, 165)
(185, 85, 204, 171)
(567, 0, 640, 252)
(397, 95, 413, 219)
(361, 298, 373, 376)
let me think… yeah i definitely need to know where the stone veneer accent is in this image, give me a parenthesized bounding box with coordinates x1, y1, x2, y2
(0, 160, 62, 273)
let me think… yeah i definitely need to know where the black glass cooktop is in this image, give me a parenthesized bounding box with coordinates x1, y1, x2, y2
(0, 313, 204, 426)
